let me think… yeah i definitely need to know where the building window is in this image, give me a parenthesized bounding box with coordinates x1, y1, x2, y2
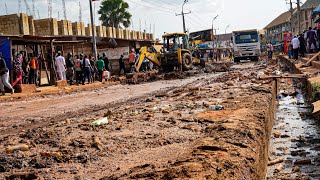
(306, 22, 309, 30)
(305, 11, 308, 21)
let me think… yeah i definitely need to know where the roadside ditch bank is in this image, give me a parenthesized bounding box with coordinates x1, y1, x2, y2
(266, 56, 320, 179)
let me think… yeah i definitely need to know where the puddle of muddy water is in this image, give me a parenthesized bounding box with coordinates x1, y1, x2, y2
(266, 89, 320, 179)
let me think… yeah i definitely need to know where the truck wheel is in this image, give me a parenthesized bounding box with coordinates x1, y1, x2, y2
(234, 57, 240, 63)
(182, 53, 193, 71)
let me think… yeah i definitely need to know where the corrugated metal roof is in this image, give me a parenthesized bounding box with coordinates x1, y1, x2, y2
(264, 11, 291, 29)
(301, 0, 320, 9)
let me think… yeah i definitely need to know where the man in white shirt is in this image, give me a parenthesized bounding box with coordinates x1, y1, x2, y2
(291, 35, 300, 60)
(55, 52, 66, 80)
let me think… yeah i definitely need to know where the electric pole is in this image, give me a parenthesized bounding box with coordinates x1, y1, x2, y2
(297, 0, 301, 34)
(286, 0, 294, 33)
(212, 15, 219, 54)
(176, 0, 191, 33)
(89, 0, 98, 61)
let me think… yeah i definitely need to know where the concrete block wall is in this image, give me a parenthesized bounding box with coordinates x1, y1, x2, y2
(116, 28, 124, 39)
(19, 13, 30, 35)
(67, 21, 73, 35)
(102, 26, 107, 37)
(72, 22, 81, 36)
(0, 14, 21, 35)
(96, 26, 103, 37)
(34, 18, 58, 36)
(131, 31, 137, 39)
(28, 16, 35, 36)
(123, 29, 130, 39)
(85, 24, 92, 36)
(143, 32, 147, 40)
(106, 27, 113, 38)
(137, 31, 143, 39)
(80, 22, 85, 36)
(150, 33, 154, 40)
(58, 20, 69, 35)
(112, 27, 116, 38)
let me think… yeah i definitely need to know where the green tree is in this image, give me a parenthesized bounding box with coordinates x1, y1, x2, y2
(98, 0, 132, 28)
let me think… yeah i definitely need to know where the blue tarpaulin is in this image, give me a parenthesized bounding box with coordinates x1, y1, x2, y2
(0, 37, 11, 71)
(313, 4, 320, 14)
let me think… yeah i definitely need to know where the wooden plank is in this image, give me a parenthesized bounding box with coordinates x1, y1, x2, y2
(259, 74, 307, 79)
(303, 52, 320, 66)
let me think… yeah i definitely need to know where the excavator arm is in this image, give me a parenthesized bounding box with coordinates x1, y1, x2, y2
(135, 46, 161, 72)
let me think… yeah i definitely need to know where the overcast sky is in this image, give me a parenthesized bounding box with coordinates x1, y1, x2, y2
(1, 0, 296, 38)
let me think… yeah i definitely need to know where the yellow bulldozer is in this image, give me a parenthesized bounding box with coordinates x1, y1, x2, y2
(134, 32, 195, 72)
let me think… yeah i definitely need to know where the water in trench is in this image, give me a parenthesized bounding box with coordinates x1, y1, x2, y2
(266, 87, 320, 179)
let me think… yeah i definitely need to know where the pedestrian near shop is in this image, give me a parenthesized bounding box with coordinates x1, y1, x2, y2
(102, 53, 110, 71)
(129, 50, 136, 73)
(29, 54, 38, 84)
(291, 35, 300, 60)
(82, 55, 91, 84)
(118, 55, 125, 76)
(55, 52, 66, 80)
(307, 27, 317, 53)
(74, 55, 82, 85)
(0, 53, 14, 95)
(298, 34, 306, 57)
(66, 52, 74, 85)
(11, 51, 23, 87)
(96, 55, 105, 82)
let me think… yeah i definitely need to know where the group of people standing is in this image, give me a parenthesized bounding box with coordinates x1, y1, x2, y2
(55, 52, 110, 85)
(289, 27, 320, 60)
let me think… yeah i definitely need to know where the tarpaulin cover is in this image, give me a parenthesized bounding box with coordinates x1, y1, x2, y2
(0, 37, 11, 71)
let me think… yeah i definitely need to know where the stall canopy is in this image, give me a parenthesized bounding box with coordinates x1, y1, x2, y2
(313, 4, 320, 23)
(0, 37, 11, 71)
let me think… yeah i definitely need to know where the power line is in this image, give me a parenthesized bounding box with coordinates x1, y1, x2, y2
(126, 0, 174, 14)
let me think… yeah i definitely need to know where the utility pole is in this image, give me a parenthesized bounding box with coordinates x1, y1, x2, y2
(79, 2, 82, 22)
(225, 24, 230, 34)
(5, 3, 8, 15)
(212, 15, 219, 54)
(176, 0, 191, 33)
(32, 0, 35, 17)
(89, 0, 98, 61)
(62, 0, 67, 20)
(297, 0, 301, 34)
(18, 0, 22, 14)
(286, 0, 294, 33)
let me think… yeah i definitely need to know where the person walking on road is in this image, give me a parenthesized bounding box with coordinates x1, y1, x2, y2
(96, 55, 105, 82)
(129, 50, 136, 73)
(298, 34, 306, 57)
(307, 27, 317, 53)
(82, 55, 91, 84)
(291, 35, 300, 60)
(55, 52, 66, 80)
(102, 53, 110, 71)
(74, 55, 82, 85)
(29, 54, 38, 84)
(118, 55, 125, 76)
(0, 53, 14, 95)
(66, 52, 74, 85)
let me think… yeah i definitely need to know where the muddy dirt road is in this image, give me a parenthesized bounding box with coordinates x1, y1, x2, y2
(0, 62, 275, 179)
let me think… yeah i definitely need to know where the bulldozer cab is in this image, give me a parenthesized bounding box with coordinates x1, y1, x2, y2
(162, 33, 190, 53)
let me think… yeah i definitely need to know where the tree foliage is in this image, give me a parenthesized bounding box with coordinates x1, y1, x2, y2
(98, 0, 132, 28)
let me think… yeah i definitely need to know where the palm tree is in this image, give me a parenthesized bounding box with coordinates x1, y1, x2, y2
(98, 0, 132, 28)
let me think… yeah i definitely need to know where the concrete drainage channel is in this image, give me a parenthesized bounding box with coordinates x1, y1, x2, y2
(266, 79, 320, 178)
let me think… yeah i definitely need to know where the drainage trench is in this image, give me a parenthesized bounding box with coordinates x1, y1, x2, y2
(266, 78, 320, 179)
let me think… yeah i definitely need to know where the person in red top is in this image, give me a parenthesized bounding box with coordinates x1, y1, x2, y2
(29, 54, 38, 84)
(129, 49, 136, 73)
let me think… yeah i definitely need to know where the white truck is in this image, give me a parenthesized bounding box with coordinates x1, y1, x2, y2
(232, 29, 260, 62)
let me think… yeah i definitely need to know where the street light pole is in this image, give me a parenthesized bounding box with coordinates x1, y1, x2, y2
(212, 15, 219, 54)
(176, 0, 191, 33)
(225, 24, 230, 34)
(89, 0, 97, 61)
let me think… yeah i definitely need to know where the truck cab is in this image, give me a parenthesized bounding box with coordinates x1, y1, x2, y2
(232, 29, 260, 62)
